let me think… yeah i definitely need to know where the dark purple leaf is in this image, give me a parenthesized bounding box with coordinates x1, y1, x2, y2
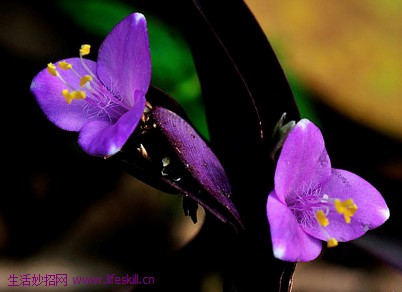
(153, 106, 243, 230)
(146, 85, 189, 120)
(169, 0, 302, 290)
(183, 0, 300, 184)
(170, 0, 301, 290)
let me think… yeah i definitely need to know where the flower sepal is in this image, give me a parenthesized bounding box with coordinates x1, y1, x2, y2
(271, 112, 296, 161)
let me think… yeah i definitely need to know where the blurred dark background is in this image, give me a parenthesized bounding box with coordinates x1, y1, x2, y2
(0, 0, 401, 291)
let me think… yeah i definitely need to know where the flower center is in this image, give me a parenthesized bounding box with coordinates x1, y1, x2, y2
(47, 44, 130, 123)
(287, 189, 358, 248)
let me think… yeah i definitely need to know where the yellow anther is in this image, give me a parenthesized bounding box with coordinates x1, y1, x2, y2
(62, 89, 74, 104)
(316, 210, 329, 227)
(80, 44, 91, 56)
(71, 90, 86, 101)
(62, 89, 86, 104)
(327, 238, 338, 248)
(80, 75, 93, 87)
(62, 89, 70, 99)
(47, 63, 57, 76)
(58, 60, 73, 70)
(334, 199, 344, 213)
(344, 199, 358, 215)
(335, 199, 358, 224)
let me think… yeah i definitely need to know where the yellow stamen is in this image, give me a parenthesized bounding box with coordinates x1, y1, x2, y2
(58, 60, 73, 70)
(327, 238, 338, 248)
(334, 198, 358, 224)
(80, 75, 93, 87)
(62, 89, 70, 101)
(62, 89, 86, 104)
(47, 63, 57, 76)
(79, 44, 91, 56)
(316, 210, 329, 227)
(71, 90, 86, 101)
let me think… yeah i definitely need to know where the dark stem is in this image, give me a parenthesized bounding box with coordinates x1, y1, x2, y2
(279, 262, 297, 292)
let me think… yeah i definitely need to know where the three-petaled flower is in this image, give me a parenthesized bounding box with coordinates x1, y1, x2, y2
(30, 13, 151, 157)
(266, 119, 390, 262)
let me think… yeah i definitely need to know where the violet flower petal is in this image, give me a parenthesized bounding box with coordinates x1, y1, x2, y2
(30, 58, 97, 131)
(303, 168, 390, 242)
(275, 119, 331, 202)
(78, 91, 146, 157)
(97, 13, 151, 107)
(267, 190, 322, 262)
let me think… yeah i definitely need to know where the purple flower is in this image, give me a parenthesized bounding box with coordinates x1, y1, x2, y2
(266, 118, 390, 262)
(30, 13, 151, 157)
